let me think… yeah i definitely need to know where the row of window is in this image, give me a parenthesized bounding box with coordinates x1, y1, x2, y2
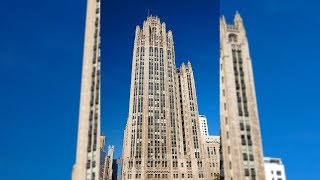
(235, 50, 257, 175)
(232, 50, 249, 118)
(127, 173, 207, 179)
(207, 146, 217, 158)
(86, 6, 100, 175)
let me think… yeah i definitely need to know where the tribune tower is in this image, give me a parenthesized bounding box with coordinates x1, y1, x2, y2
(121, 16, 207, 179)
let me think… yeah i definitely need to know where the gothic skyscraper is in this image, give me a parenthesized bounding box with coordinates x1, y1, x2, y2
(220, 12, 265, 180)
(72, 0, 101, 179)
(121, 16, 208, 179)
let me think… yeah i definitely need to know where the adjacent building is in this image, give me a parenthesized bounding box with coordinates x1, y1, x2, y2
(112, 159, 119, 180)
(264, 157, 286, 180)
(100, 136, 107, 179)
(116, 158, 123, 180)
(72, 0, 101, 179)
(100, 143, 117, 180)
(198, 116, 221, 179)
(107, 146, 115, 179)
(201, 136, 220, 179)
(198, 115, 209, 136)
(121, 16, 207, 179)
(220, 12, 265, 179)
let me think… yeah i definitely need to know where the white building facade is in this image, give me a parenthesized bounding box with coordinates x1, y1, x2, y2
(264, 157, 286, 180)
(198, 115, 209, 136)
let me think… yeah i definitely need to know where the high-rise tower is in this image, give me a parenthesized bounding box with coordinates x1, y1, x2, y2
(220, 12, 265, 180)
(121, 16, 206, 179)
(72, 0, 101, 179)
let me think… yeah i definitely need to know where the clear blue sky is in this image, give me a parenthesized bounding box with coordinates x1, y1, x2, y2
(0, 0, 319, 179)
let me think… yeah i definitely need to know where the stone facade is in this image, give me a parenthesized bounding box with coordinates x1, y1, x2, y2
(121, 16, 208, 179)
(72, 0, 102, 179)
(201, 136, 220, 179)
(220, 12, 265, 180)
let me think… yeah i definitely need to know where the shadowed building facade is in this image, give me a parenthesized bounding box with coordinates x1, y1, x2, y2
(219, 12, 265, 180)
(121, 16, 207, 179)
(72, 0, 101, 179)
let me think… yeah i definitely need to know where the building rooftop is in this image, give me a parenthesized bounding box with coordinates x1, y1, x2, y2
(203, 135, 220, 143)
(264, 157, 283, 165)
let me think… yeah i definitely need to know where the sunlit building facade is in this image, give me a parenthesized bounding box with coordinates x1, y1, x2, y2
(264, 157, 286, 180)
(220, 12, 265, 180)
(201, 135, 220, 179)
(121, 16, 207, 179)
(72, 0, 101, 179)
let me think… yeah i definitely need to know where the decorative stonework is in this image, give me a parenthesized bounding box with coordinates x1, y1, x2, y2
(121, 16, 214, 180)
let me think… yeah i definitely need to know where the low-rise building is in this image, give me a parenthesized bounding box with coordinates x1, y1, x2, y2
(201, 135, 220, 179)
(264, 157, 286, 180)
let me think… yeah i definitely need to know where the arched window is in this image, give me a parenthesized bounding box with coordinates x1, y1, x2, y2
(152, 27, 156, 34)
(228, 33, 238, 42)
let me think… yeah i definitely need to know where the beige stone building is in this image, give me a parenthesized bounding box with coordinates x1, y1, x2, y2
(100, 136, 107, 180)
(201, 136, 220, 179)
(220, 12, 265, 180)
(121, 16, 210, 179)
(100, 156, 111, 180)
(72, 0, 101, 179)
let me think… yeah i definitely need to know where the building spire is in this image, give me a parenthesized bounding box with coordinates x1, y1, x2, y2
(220, 15, 227, 30)
(221, 15, 226, 23)
(187, 60, 192, 67)
(234, 10, 243, 25)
